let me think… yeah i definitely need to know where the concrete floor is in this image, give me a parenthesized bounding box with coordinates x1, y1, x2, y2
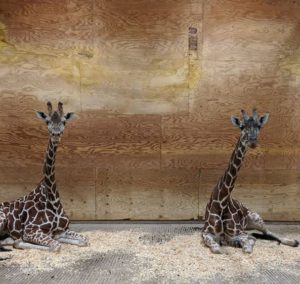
(0, 222, 299, 284)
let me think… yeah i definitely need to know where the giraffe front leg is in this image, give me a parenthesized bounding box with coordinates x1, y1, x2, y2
(231, 233, 256, 253)
(54, 229, 89, 247)
(247, 211, 299, 247)
(202, 231, 222, 254)
(19, 227, 61, 252)
(0, 211, 12, 252)
(0, 210, 6, 232)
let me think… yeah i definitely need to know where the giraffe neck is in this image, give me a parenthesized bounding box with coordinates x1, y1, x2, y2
(217, 133, 247, 201)
(41, 138, 59, 201)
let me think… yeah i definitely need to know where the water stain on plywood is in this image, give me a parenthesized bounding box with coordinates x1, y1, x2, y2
(0, 0, 196, 115)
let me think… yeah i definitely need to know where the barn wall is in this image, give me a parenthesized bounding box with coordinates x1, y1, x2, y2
(0, 0, 299, 220)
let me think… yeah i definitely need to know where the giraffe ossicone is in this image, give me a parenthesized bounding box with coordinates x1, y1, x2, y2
(0, 102, 88, 252)
(202, 109, 299, 254)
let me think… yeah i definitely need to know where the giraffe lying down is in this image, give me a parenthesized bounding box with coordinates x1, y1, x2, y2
(203, 197, 299, 254)
(0, 102, 88, 252)
(202, 109, 299, 254)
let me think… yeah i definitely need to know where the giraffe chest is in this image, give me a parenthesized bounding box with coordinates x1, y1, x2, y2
(36, 201, 69, 234)
(222, 201, 249, 235)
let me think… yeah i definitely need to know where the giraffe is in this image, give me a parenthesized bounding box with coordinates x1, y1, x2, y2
(202, 109, 299, 254)
(0, 102, 88, 252)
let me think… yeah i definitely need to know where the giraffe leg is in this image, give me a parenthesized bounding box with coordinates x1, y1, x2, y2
(0, 210, 12, 252)
(202, 231, 222, 254)
(20, 227, 61, 252)
(14, 240, 57, 251)
(247, 211, 299, 247)
(54, 229, 89, 247)
(228, 233, 256, 253)
(0, 237, 14, 246)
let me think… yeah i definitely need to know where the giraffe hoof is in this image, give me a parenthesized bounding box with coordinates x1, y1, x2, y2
(80, 236, 89, 247)
(242, 247, 253, 254)
(13, 240, 23, 250)
(78, 240, 89, 247)
(211, 246, 222, 254)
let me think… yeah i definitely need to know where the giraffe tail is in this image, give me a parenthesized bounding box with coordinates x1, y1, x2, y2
(251, 233, 299, 247)
(251, 232, 281, 244)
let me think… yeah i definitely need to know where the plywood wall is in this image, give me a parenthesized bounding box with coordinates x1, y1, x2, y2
(0, 0, 299, 221)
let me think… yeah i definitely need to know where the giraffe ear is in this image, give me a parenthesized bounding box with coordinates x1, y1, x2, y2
(63, 112, 75, 122)
(36, 111, 49, 122)
(231, 116, 241, 128)
(259, 113, 269, 127)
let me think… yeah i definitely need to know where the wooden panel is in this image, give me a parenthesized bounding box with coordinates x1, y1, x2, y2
(80, 85, 190, 114)
(96, 168, 199, 220)
(0, 0, 194, 116)
(199, 169, 300, 221)
(0, 166, 96, 220)
(3, 0, 93, 44)
(93, 2, 189, 57)
(0, 0, 299, 220)
(203, 0, 300, 62)
(67, 112, 161, 144)
(59, 167, 96, 220)
(0, 142, 161, 169)
(80, 0, 193, 114)
(161, 114, 300, 170)
(191, 60, 300, 117)
(0, 58, 81, 113)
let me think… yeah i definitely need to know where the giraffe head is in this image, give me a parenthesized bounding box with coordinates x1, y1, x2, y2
(36, 102, 74, 144)
(231, 109, 269, 149)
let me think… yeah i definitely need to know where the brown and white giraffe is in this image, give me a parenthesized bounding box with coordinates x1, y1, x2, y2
(202, 109, 299, 254)
(0, 102, 88, 252)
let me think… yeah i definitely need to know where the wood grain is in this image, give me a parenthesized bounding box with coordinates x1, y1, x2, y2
(191, 60, 300, 117)
(82, 0, 192, 114)
(66, 112, 161, 144)
(96, 168, 199, 220)
(3, 0, 93, 43)
(1, 0, 193, 114)
(203, 0, 300, 62)
(0, 0, 299, 220)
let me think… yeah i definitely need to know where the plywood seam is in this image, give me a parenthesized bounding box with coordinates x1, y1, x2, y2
(159, 115, 162, 170)
(200, 0, 205, 80)
(79, 59, 83, 112)
(198, 168, 202, 219)
(94, 167, 97, 220)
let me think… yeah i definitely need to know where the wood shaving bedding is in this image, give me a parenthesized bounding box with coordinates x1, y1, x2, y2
(2, 230, 299, 282)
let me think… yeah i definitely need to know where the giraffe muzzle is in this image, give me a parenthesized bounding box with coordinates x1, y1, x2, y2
(51, 134, 61, 143)
(248, 138, 257, 148)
